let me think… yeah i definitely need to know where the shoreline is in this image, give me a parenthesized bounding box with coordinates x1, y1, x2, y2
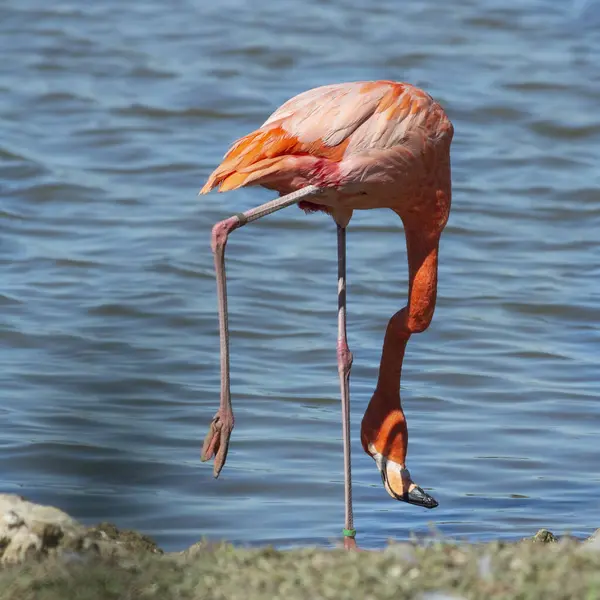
(1, 494, 599, 599)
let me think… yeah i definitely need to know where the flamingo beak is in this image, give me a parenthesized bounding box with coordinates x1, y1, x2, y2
(367, 445, 439, 509)
(399, 483, 439, 509)
(380, 469, 439, 509)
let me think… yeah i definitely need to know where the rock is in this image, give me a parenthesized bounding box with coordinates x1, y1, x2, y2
(0, 494, 87, 564)
(0, 494, 162, 565)
(581, 528, 600, 551)
(531, 529, 557, 544)
(86, 522, 163, 555)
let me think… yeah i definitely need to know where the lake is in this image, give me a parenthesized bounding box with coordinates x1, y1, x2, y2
(1, 0, 600, 550)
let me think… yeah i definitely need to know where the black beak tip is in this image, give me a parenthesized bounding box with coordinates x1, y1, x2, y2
(405, 486, 439, 509)
(380, 470, 439, 509)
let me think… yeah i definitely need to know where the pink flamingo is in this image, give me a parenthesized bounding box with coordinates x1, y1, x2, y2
(200, 80, 453, 550)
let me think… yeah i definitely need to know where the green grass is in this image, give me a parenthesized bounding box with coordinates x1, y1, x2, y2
(2, 536, 600, 600)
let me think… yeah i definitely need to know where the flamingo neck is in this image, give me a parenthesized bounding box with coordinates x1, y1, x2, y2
(360, 309, 411, 464)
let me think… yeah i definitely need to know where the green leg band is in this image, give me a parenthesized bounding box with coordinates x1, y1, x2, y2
(342, 528, 356, 538)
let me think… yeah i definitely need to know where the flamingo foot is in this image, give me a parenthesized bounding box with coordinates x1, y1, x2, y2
(343, 536, 359, 550)
(201, 409, 234, 478)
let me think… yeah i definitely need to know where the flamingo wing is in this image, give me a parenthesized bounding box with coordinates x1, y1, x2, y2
(200, 81, 447, 195)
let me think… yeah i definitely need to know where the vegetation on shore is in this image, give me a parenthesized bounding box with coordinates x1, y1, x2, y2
(2, 532, 600, 599)
(1, 494, 599, 599)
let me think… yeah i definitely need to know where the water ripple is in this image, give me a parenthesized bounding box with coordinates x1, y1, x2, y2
(1, 0, 600, 553)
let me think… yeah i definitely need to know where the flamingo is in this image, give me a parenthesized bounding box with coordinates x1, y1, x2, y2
(199, 80, 453, 550)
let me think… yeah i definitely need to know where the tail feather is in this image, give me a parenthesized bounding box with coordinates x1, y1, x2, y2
(200, 123, 303, 195)
(199, 119, 344, 195)
(200, 156, 291, 194)
(200, 128, 273, 194)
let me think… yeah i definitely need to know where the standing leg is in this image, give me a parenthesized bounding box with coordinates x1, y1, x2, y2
(201, 185, 324, 477)
(336, 224, 356, 550)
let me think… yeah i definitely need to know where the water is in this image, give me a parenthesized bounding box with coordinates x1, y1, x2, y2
(2, 0, 600, 551)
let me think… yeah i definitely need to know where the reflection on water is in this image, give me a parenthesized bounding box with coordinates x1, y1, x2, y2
(1, 0, 599, 550)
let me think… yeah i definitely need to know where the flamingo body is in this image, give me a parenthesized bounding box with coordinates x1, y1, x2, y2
(201, 81, 452, 221)
(200, 80, 454, 548)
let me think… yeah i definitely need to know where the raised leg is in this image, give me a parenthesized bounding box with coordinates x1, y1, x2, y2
(360, 212, 445, 508)
(201, 185, 324, 477)
(336, 224, 357, 550)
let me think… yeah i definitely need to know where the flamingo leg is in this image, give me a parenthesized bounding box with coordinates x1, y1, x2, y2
(336, 224, 357, 550)
(201, 185, 324, 478)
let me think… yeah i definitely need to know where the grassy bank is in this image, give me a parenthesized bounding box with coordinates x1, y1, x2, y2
(2, 534, 600, 600)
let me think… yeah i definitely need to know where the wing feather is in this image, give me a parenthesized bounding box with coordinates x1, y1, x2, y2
(200, 81, 446, 194)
